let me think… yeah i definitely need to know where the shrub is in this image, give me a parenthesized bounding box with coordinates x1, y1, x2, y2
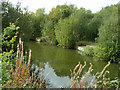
(55, 8, 93, 48)
(83, 45, 94, 56)
(94, 7, 119, 62)
(1, 23, 19, 85)
(1, 23, 44, 88)
(41, 19, 55, 44)
(2, 1, 35, 42)
(55, 18, 78, 48)
(2, 23, 19, 52)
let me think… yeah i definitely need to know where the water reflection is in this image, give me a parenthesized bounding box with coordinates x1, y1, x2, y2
(32, 62, 100, 88)
(27, 41, 118, 81)
(43, 62, 71, 88)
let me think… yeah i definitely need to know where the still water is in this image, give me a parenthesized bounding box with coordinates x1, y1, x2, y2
(27, 41, 118, 88)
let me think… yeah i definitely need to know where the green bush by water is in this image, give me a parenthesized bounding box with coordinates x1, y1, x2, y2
(94, 5, 119, 62)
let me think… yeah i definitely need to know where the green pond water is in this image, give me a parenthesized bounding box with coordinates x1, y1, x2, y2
(27, 41, 118, 88)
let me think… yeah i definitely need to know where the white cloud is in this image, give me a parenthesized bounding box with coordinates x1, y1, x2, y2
(9, 0, 119, 13)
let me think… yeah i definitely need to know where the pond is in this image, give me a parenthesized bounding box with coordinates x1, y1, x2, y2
(27, 41, 118, 88)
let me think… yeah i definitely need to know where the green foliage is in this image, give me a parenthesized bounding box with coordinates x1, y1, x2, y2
(97, 77, 120, 89)
(94, 5, 119, 62)
(2, 1, 119, 64)
(2, 1, 34, 42)
(87, 5, 117, 41)
(18, 13, 35, 41)
(48, 4, 77, 22)
(55, 18, 76, 48)
(1, 51, 12, 85)
(83, 46, 94, 56)
(1, 24, 44, 88)
(87, 14, 102, 40)
(31, 8, 47, 40)
(55, 8, 93, 48)
(0, 23, 19, 85)
(41, 4, 77, 45)
(2, 23, 19, 51)
(41, 19, 56, 44)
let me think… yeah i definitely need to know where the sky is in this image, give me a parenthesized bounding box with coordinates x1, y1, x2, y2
(8, 0, 119, 13)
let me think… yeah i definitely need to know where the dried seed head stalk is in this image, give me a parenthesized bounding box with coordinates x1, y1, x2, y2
(82, 63, 93, 79)
(80, 63, 93, 88)
(19, 38, 21, 44)
(18, 41, 23, 72)
(73, 62, 80, 74)
(21, 61, 26, 76)
(103, 70, 109, 78)
(6, 38, 45, 88)
(11, 38, 31, 78)
(16, 44, 19, 60)
(28, 49, 31, 66)
(25, 50, 27, 61)
(76, 64, 82, 75)
(20, 41, 23, 62)
(87, 63, 93, 74)
(33, 71, 36, 86)
(71, 61, 86, 88)
(99, 61, 110, 77)
(77, 61, 86, 75)
(10, 62, 13, 75)
(26, 49, 31, 75)
(71, 61, 112, 88)
(82, 61, 86, 69)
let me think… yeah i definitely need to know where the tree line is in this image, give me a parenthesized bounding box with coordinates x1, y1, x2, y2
(2, 1, 120, 62)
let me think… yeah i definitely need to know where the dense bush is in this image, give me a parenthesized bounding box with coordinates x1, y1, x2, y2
(87, 14, 102, 40)
(83, 46, 94, 56)
(41, 4, 77, 45)
(48, 4, 77, 22)
(1, 23, 19, 85)
(41, 19, 56, 44)
(55, 8, 93, 48)
(2, 1, 35, 42)
(30, 8, 47, 40)
(94, 5, 119, 62)
(55, 18, 76, 48)
(87, 5, 117, 41)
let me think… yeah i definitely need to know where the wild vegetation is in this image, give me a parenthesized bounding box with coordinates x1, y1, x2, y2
(94, 6, 119, 62)
(2, 1, 119, 62)
(1, 0, 119, 88)
(1, 24, 45, 88)
(71, 61, 119, 89)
